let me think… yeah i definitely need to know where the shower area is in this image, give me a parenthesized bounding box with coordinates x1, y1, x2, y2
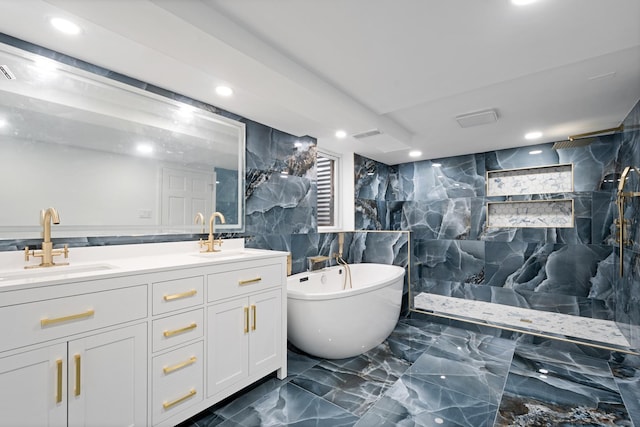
(354, 102, 640, 355)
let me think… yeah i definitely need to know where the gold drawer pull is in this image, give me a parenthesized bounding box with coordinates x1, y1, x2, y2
(163, 356, 197, 375)
(163, 289, 197, 302)
(55, 359, 63, 404)
(162, 389, 196, 410)
(41, 309, 95, 327)
(163, 322, 197, 337)
(244, 307, 249, 334)
(251, 304, 257, 331)
(238, 277, 261, 286)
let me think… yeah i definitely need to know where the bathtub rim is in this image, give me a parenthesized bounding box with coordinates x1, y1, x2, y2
(287, 263, 405, 301)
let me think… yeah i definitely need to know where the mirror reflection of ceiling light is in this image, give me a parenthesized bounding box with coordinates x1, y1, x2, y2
(215, 86, 233, 97)
(136, 143, 154, 154)
(432, 162, 442, 167)
(529, 150, 543, 155)
(50, 17, 82, 35)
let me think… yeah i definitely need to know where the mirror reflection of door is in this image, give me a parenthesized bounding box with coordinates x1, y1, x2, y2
(161, 167, 215, 227)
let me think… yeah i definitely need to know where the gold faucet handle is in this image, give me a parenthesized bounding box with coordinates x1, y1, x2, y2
(24, 246, 32, 261)
(214, 238, 224, 249)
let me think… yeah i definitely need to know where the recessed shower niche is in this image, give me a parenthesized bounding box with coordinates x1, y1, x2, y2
(486, 163, 574, 228)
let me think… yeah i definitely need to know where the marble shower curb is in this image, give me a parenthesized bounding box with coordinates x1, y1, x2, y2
(414, 292, 635, 353)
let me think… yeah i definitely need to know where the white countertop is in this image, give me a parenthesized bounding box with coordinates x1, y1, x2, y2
(0, 239, 288, 292)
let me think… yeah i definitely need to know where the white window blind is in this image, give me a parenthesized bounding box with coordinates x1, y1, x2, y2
(317, 154, 335, 227)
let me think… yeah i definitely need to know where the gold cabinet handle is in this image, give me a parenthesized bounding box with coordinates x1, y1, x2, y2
(74, 354, 81, 397)
(162, 389, 196, 410)
(55, 359, 63, 404)
(251, 304, 257, 331)
(238, 277, 261, 286)
(163, 356, 197, 375)
(244, 307, 249, 334)
(41, 309, 95, 327)
(163, 322, 197, 337)
(163, 289, 197, 302)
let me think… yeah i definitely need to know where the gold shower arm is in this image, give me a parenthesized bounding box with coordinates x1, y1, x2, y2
(568, 124, 623, 141)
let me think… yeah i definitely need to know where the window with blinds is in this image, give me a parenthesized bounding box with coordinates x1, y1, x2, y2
(317, 154, 336, 227)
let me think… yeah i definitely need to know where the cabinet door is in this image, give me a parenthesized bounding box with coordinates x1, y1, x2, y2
(249, 290, 282, 375)
(207, 298, 249, 397)
(67, 323, 147, 427)
(0, 344, 67, 427)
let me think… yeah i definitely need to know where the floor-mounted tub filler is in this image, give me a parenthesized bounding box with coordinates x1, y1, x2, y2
(287, 263, 405, 359)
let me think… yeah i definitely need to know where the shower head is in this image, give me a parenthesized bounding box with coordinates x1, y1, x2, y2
(552, 124, 624, 150)
(552, 138, 596, 150)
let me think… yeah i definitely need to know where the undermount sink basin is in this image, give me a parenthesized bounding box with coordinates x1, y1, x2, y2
(0, 263, 115, 281)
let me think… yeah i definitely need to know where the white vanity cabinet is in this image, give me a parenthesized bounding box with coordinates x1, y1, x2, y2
(0, 245, 287, 427)
(206, 261, 285, 399)
(0, 279, 148, 427)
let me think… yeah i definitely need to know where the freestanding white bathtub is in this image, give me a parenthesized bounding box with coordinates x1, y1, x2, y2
(287, 263, 405, 359)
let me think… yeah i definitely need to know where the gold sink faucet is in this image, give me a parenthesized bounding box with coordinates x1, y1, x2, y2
(199, 212, 225, 252)
(24, 207, 69, 269)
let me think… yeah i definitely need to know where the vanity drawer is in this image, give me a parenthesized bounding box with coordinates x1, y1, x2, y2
(152, 341, 204, 424)
(207, 262, 282, 302)
(152, 309, 203, 352)
(0, 285, 147, 353)
(152, 276, 204, 315)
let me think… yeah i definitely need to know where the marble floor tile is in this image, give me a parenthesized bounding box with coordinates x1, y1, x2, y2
(179, 318, 637, 427)
(291, 342, 410, 416)
(218, 383, 359, 427)
(407, 333, 515, 405)
(496, 344, 631, 426)
(356, 375, 499, 427)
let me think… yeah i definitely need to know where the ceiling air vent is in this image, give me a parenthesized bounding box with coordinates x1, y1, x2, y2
(455, 109, 498, 128)
(352, 129, 381, 139)
(0, 65, 16, 80)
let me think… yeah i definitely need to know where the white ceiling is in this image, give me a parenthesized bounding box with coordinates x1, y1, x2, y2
(1, 0, 639, 165)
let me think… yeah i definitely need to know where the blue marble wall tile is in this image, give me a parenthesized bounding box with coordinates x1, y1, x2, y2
(245, 173, 316, 235)
(402, 199, 474, 240)
(354, 154, 398, 201)
(485, 143, 559, 171)
(592, 191, 617, 245)
(414, 239, 485, 283)
(355, 198, 382, 230)
(396, 155, 484, 201)
(557, 136, 622, 192)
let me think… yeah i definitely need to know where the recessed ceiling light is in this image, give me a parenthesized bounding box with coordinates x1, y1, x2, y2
(529, 150, 543, 155)
(215, 86, 233, 97)
(511, 0, 537, 5)
(0, 118, 6, 128)
(335, 130, 347, 139)
(409, 150, 422, 158)
(525, 131, 543, 140)
(50, 17, 82, 35)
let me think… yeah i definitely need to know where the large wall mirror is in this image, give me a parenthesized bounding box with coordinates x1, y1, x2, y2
(0, 38, 246, 241)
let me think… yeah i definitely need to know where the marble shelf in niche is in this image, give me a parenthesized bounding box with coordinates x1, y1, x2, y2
(486, 163, 573, 197)
(486, 199, 574, 229)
